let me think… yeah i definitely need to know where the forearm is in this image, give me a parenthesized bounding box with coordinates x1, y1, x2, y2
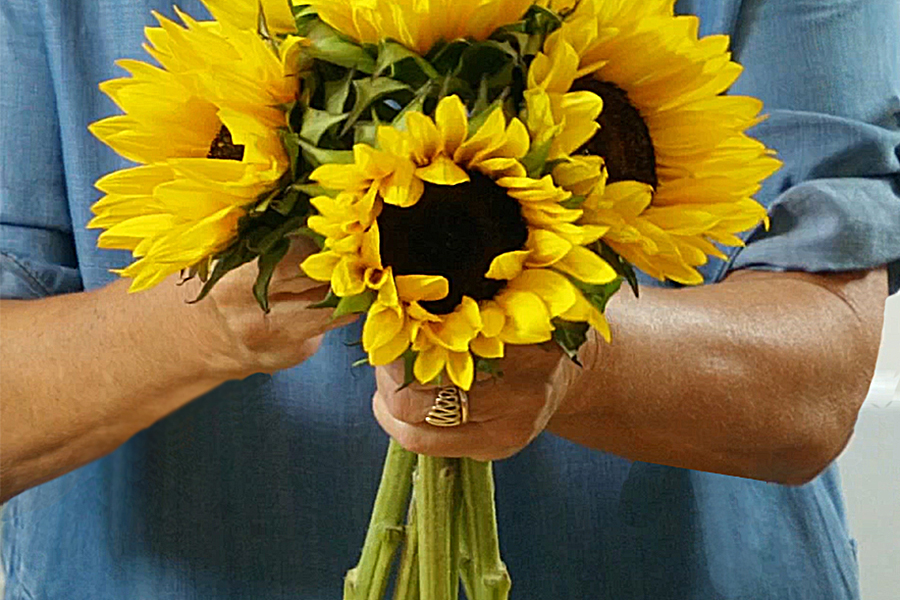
(548, 268, 886, 484)
(0, 277, 238, 502)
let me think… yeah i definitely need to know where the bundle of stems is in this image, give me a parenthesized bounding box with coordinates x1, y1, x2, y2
(344, 439, 511, 600)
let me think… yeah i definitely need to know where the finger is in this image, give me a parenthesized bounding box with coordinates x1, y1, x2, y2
(268, 235, 323, 284)
(375, 366, 436, 423)
(375, 366, 505, 425)
(268, 276, 327, 296)
(372, 390, 515, 460)
(267, 288, 359, 331)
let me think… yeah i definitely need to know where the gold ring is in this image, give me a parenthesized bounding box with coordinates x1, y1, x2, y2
(425, 386, 469, 427)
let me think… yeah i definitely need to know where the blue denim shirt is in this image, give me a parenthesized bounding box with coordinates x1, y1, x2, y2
(2, 1, 899, 598)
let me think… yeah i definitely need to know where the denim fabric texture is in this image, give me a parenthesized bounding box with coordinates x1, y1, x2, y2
(1, 0, 898, 598)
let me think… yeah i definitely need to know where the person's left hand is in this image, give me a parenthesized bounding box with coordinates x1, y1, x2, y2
(372, 343, 584, 461)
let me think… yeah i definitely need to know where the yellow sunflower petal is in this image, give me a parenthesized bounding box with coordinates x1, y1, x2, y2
(414, 344, 448, 384)
(406, 111, 442, 164)
(395, 275, 450, 302)
(447, 351, 475, 390)
(479, 302, 507, 338)
(434, 95, 469, 156)
(368, 320, 412, 366)
(333, 257, 368, 296)
(496, 290, 553, 344)
(525, 229, 573, 267)
(415, 155, 470, 186)
(471, 334, 505, 359)
(554, 246, 618, 285)
(308, 0, 532, 55)
(363, 304, 406, 352)
(560, 290, 612, 343)
(202, 0, 297, 34)
(507, 269, 577, 316)
(485, 250, 531, 280)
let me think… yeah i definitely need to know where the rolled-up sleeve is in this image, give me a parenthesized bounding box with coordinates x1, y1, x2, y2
(716, 0, 900, 294)
(0, 1, 82, 300)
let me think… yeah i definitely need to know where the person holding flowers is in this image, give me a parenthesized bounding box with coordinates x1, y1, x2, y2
(1, 0, 898, 599)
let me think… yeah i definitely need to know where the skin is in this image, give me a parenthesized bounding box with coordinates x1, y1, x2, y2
(0, 237, 356, 503)
(372, 267, 888, 485)
(0, 256, 887, 502)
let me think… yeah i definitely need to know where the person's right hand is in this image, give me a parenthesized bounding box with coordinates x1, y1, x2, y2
(174, 234, 356, 379)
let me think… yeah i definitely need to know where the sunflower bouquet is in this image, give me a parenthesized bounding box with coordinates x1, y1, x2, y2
(88, 0, 780, 598)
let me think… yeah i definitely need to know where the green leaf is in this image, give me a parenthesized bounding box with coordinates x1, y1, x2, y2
(551, 319, 589, 365)
(437, 75, 475, 104)
(376, 40, 439, 80)
(189, 245, 256, 305)
(560, 195, 586, 210)
(291, 183, 335, 198)
(304, 20, 376, 73)
(455, 40, 518, 83)
(595, 242, 640, 298)
(342, 77, 411, 135)
(300, 107, 349, 145)
(279, 130, 303, 180)
(523, 3, 563, 37)
(397, 349, 418, 391)
(248, 215, 304, 255)
(309, 288, 341, 309)
(292, 3, 318, 22)
(333, 289, 377, 318)
(269, 188, 302, 217)
(474, 357, 504, 378)
(252, 186, 281, 214)
(520, 138, 553, 178)
(253, 238, 291, 312)
(387, 82, 433, 131)
(571, 277, 623, 315)
(354, 121, 378, 146)
(427, 39, 471, 75)
(466, 97, 506, 137)
(325, 68, 356, 114)
(297, 137, 354, 167)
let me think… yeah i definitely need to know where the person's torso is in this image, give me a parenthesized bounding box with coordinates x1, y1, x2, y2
(1, 1, 860, 598)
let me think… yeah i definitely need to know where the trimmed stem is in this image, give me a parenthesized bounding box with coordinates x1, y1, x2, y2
(392, 490, 420, 600)
(460, 459, 511, 600)
(344, 439, 417, 600)
(416, 455, 460, 600)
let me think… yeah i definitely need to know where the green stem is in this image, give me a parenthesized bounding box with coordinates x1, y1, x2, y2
(344, 439, 417, 600)
(416, 455, 460, 600)
(460, 459, 511, 600)
(392, 490, 420, 600)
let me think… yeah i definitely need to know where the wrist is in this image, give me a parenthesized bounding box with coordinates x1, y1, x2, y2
(165, 277, 255, 382)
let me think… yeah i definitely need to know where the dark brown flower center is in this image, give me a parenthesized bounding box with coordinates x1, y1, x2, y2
(207, 125, 245, 161)
(378, 172, 528, 314)
(573, 78, 658, 188)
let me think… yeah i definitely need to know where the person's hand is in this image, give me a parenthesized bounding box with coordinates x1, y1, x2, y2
(371, 343, 585, 461)
(175, 235, 357, 379)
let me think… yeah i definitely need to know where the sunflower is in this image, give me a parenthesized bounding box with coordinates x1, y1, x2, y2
(301, 96, 616, 389)
(528, 0, 782, 284)
(305, 0, 534, 54)
(203, 0, 298, 34)
(89, 8, 309, 292)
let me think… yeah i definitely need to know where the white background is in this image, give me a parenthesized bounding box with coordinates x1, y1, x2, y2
(838, 292, 900, 600)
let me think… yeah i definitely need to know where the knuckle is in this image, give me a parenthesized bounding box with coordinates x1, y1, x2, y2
(394, 430, 428, 455)
(384, 388, 424, 424)
(497, 424, 533, 449)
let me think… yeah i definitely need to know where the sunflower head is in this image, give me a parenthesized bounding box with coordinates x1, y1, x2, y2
(89, 7, 310, 292)
(525, 0, 781, 285)
(306, 0, 534, 54)
(301, 95, 618, 389)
